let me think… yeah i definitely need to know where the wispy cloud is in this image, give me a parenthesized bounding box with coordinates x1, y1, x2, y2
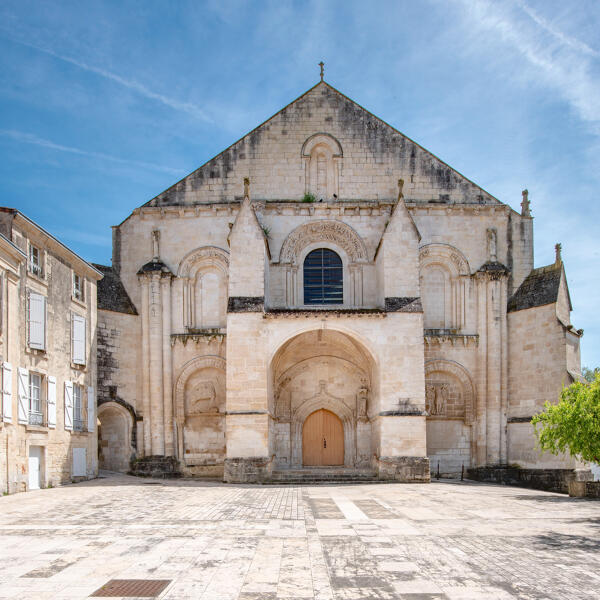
(516, 0, 600, 59)
(1, 33, 213, 123)
(0, 129, 184, 175)
(454, 0, 600, 133)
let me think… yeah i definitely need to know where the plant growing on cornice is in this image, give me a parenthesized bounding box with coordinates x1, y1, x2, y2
(261, 225, 271, 239)
(302, 192, 316, 203)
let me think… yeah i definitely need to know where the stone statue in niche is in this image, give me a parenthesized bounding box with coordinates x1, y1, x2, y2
(487, 228, 498, 261)
(357, 383, 369, 420)
(274, 384, 291, 421)
(425, 384, 436, 414)
(426, 383, 448, 416)
(188, 381, 219, 414)
(434, 384, 448, 415)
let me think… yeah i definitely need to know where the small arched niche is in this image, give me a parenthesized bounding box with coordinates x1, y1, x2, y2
(419, 244, 471, 331)
(177, 246, 229, 330)
(301, 133, 343, 200)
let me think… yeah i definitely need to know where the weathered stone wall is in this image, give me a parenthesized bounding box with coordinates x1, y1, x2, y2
(147, 82, 499, 207)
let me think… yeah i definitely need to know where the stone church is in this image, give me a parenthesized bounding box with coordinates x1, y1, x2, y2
(95, 76, 584, 484)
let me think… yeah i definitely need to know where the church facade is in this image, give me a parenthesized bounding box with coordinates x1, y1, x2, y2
(95, 79, 584, 484)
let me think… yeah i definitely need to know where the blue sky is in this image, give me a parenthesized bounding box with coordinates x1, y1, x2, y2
(0, 0, 598, 367)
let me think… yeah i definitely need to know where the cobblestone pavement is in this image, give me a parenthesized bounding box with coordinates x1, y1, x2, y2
(0, 472, 599, 600)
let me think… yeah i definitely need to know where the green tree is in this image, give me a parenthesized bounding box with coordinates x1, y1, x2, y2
(582, 366, 600, 383)
(532, 373, 600, 463)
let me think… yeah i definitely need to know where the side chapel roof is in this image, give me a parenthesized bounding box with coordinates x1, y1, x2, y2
(93, 264, 138, 315)
(507, 262, 570, 313)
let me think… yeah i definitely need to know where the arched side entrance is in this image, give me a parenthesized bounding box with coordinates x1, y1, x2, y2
(303, 409, 344, 465)
(270, 329, 375, 469)
(98, 402, 134, 473)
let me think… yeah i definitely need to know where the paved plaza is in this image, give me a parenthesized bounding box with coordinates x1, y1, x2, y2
(0, 473, 599, 600)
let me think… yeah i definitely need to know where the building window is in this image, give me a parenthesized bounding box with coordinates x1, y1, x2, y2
(73, 273, 84, 301)
(303, 248, 343, 305)
(29, 372, 43, 426)
(73, 384, 84, 431)
(27, 292, 46, 350)
(71, 313, 86, 365)
(28, 244, 42, 277)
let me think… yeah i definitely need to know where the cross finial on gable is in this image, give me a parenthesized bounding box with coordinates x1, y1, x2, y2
(319, 61, 324, 81)
(555, 242, 562, 264)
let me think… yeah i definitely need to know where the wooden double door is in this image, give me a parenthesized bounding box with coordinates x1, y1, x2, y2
(302, 409, 344, 466)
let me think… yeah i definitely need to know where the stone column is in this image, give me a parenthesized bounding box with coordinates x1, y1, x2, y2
(475, 265, 509, 467)
(475, 274, 488, 466)
(140, 276, 152, 457)
(161, 274, 174, 456)
(149, 273, 164, 456)
(485, 277, 502, 464)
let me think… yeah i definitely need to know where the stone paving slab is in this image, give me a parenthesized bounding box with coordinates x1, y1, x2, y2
(0, 472, 598, 599)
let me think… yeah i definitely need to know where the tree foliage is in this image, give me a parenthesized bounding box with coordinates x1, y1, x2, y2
(532, 373, 600, 464)
(582, 366, 600, 383)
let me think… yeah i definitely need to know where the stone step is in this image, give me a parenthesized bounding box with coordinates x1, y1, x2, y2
(269, 469, 379, 484)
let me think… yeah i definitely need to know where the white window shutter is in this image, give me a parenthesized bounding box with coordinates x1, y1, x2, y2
(17, 367, 28, 424)
(28, 292, 45, 350)
(47, 376, 57, 428)
(2, 362, 12, 422)
(87, 386, 95, 432)
(71, 314, 86, 365)
(72, 447, 86, 477)
(64, 380, 73, 431)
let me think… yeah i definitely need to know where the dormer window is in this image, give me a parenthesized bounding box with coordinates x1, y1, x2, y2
(28, 244, 42, 277)
(303, 248, 343, 305)
(73, 273, 84, 302)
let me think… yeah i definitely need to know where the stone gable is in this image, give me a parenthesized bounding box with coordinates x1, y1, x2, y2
(145, 81, 500, 207)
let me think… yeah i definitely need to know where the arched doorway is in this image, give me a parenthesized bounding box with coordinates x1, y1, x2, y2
(270, 328, 376, 469)
(303, 409, 344, 465)
(98, 402, 133, 473)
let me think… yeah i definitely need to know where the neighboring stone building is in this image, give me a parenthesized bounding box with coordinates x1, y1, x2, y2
(0, 209, 102, 493)
(96, 78, 585, 485)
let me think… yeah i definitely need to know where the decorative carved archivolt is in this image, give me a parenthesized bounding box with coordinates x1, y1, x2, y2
(177, 246, 229, 278)
(424, 359, 475, 423)
(419, 243, 470, 276)
(279, 220, 368, 265)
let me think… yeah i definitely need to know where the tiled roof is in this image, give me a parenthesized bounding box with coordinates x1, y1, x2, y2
(93, 264, 138, 315)
(508, 262, 562, 312)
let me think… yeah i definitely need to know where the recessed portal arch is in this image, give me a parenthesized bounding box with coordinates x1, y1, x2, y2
(270, 328, 376, 469)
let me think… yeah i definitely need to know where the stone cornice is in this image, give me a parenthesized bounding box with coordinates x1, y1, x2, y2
(264, 308, 386, 318)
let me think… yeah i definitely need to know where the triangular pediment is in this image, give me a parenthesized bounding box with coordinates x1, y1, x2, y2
(145, 81, 501, 207)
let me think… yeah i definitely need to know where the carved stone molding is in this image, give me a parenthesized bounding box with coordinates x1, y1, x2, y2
(279, 220, 368, 265)
(419, 243, 470, 276)
(177, 246, 229, 278)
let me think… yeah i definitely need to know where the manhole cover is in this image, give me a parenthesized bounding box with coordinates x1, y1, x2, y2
(90, 579, 171, 597)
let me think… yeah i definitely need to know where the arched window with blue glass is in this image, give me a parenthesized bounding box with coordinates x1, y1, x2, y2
(303, 248, 343, 305)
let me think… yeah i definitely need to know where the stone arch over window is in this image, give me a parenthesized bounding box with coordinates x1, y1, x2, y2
(419, 244, 470, 330)
(279, 220, 368, 307)
(177, 246, 229, 329)
(301, 133, 343, 200)
(424, 359, 475, 423)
